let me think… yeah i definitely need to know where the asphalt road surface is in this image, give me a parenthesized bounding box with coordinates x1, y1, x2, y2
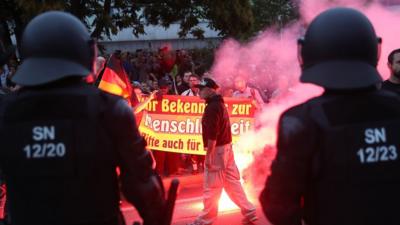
(121, 174, 271, 225)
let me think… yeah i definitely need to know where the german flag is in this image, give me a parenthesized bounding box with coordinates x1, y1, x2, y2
(98, 54, 138, 106)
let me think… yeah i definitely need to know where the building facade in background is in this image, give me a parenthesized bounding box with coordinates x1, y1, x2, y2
(99, 22, 221, 53)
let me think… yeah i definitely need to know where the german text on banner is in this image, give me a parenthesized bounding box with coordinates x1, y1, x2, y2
(138, 95, 255, 155)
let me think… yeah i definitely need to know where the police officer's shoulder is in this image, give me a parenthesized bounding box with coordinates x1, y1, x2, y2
(97, 90, 131, 113)
(280, 96, 320, 120)
(95, 91, 132, 118)
(99, 93, 137, 134)
(321, 86, 399, 101)
(376, 87, 400, 104)
(279, 102, 310, 130)
(279, 95, 325, 131)
(377, 88, 399, 97)
(111, 98, 133, 117)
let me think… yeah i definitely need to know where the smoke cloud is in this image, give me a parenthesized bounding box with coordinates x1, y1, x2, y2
(209, 0, 400, 193)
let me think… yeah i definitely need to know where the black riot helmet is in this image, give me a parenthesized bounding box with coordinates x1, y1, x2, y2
(298, 7, 382, 89)
(12, 11, 96, 86)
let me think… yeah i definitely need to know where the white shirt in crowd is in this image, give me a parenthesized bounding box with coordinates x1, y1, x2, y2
(181, 88, 199, 97)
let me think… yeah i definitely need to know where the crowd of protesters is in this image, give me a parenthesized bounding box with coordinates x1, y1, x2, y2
(98, 47, 209, 95)
(95, 47, 272, 177)
(0, 45, 274, 179)
(0, 45, 273, 178)
(0, 43, 298, 181)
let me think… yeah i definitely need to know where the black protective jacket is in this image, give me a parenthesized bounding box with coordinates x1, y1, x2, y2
(381, 80, 400, 96)
(260, 88, 400, 225)
(0, 80, 164, 225)
(202, 94, 232, 147)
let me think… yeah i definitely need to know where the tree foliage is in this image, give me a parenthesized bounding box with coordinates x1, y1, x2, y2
(251, 0, 299, 33)
(0, 0, 65, 47)
(0, 0, 300, 49)
(143, 0, 254, 40)
(0, 0, 146, 48)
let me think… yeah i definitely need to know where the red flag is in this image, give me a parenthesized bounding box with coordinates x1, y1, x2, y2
(98, 54, 138, 106)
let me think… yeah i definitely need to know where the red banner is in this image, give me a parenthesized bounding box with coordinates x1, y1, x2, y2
(138, 95, 255, 155)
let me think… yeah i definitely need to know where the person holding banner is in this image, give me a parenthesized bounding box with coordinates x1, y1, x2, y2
(181, 74, 205, 174)
(152, 78, 182, 177)
(188, 78, 257, 225)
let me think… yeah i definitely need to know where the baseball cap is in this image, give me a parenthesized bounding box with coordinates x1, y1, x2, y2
(158, 78, 171, 88)
(195, 77, 219, 89)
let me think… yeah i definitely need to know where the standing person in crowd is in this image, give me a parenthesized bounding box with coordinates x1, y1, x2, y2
(152, 78, 181, 177)
(381, 48, 400, 95)
(181, 74, 204, 174)
(158, 78, 175, 95)
(218, 78, 234, 98)
(220, 86, 234, 98)
(149, 79, 159, 92)
(188, 78, 257, 225)
(159, 46, 176, 78)
(260, 8, 400, 225)
(139, 80, 151, 93)
(147, 53, 162, 81)
(233, 76, 264, 109)
(174, 74, 183, 90)
(177, 71, 191, 94)
(121, 52, 134, 81)
(132, 81, 158, 111)
(177, 50, 195, 77)
(0, 41, 14, 95)
(95, 56, 106, 77)
(270, 76, 294, 100)
(182, 74, 201, 96)
(134, 50, 151, 83)
(132, 81, 157, 123)
(0, 11, 166, 225)
(0, 65, 9, 92)
(6, 66, 20, 92)
(94, 56, 106, 83)
(132, 81, 145, 100)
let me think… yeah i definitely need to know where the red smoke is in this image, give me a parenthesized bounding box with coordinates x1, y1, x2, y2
(210, 0, 400, 194)
(300, 0, 400, 80)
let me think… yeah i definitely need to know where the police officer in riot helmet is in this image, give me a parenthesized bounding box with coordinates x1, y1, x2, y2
(260, 8, 400, 225)
(0, 11, 165, 225)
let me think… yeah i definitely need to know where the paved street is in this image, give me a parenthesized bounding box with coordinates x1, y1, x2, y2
(121, 174, 270, 225)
